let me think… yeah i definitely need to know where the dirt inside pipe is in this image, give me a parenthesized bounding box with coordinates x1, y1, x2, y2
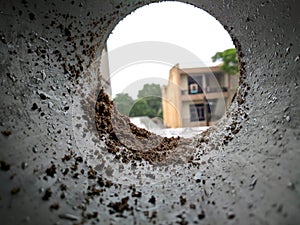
(94, 89, 197, 165)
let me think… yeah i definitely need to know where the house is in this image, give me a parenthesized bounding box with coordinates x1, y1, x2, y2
(162, 64, 238, 128)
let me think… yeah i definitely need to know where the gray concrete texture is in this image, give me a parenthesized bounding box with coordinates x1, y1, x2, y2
(0, 0, 299, 224)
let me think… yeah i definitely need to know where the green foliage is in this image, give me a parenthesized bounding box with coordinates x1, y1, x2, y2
(137, 84, 162, 116)
(211, 48, 239, 75)
(113, 93, 134, 116)
(137, 83, 162, 99)
(129, 98, 157, 118)
(113, 83, 163, 119)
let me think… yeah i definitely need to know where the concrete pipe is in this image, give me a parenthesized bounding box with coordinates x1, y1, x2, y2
(0, 0, 299, 224)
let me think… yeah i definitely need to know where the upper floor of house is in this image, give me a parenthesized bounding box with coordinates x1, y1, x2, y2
(167, 64, 236, 102)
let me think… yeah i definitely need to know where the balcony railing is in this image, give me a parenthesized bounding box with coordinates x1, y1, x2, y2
(181, 87, 228, 95)
(181, 87, 229, 101)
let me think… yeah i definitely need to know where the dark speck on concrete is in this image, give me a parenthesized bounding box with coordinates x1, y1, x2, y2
(28, 12, 35, 20)
(0, 160, 11, 171)
(1, 130, 12, 136)
(198, 210, 205, 220)
(42, 188, 52, 201)
(148, 195, 156, 205)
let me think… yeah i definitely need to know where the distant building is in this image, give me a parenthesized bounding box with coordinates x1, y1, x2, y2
(162, 64, 238, 128)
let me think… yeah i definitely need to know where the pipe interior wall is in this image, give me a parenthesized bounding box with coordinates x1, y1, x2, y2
(0, 0, 299, 224)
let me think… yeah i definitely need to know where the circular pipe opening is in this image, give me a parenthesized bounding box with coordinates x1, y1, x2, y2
(90, 1, 244, 168)
(69, 0, 248, 189)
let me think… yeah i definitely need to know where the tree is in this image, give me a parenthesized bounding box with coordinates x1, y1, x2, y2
(113, 93, 134, 115)
(211, 48, 239, 75)
(137, 83, 162, 117)
(114, 84, 163, 119)
(137, 83, 162, 99)
(129, 98, 157, 118)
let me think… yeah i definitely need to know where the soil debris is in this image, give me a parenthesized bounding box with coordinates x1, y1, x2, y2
(45, 164, 57, 177)
(11, 187, 21, 195)
(94, 89, 186, 165)
(107, 196, 131, 214)
(148, 195, 156, 205)
(1, 130, 12, 136)
(0, 160, 11, 171)
(42, 188, 52, 201)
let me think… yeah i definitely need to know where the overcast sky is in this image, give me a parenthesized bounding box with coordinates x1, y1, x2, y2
(107, 1, 235, 98)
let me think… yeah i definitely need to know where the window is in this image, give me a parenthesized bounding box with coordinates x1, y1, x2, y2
(188, 75, 203, 94)
(190, 104, 205, 122)
(190, 83, 198, 94)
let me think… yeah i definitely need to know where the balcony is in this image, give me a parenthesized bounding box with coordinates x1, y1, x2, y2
(181, 87, 229, 102)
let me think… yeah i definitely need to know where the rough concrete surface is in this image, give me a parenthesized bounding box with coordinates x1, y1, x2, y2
(0, 0, 299, 224)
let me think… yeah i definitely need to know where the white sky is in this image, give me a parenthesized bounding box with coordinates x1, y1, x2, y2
(107, 1, 234, 99)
